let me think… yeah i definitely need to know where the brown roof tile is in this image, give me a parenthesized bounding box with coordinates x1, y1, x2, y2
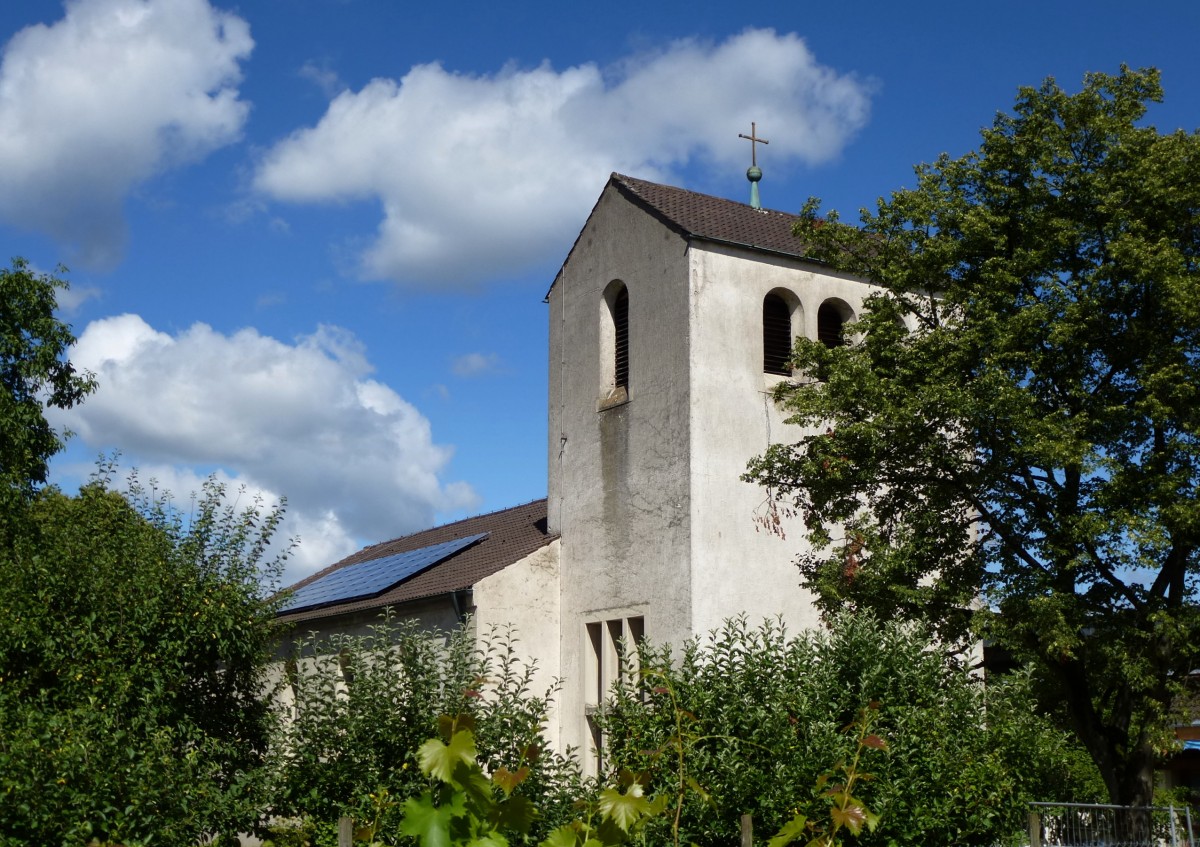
(547, 174, 818, 301)
(276, 499, 554, 625)
(610, 173, 811, 259)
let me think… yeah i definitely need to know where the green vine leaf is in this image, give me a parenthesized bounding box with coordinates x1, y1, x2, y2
(419, 730, 478, 783)
(494, 793, 536, 835)
(541, 823, 579, 847)
(597, 783, 650, 832)
(400, 795, 456, 847)
(467, 832, 508, 847)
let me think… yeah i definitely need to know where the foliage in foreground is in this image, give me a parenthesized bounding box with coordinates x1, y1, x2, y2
(314, 713, 664, 847)
(0, 470, 287, 846)
(267, 620, 582, 844)
(288, 707, 882, 847)
(745, 66, 1200, 806)
(597, 613, 1103, 847)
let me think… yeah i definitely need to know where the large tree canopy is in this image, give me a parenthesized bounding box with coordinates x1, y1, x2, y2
(0, 259, 94, 500)
(745, 67, 1200, 806)
(0, 259, 289, 843)
(0, 472, 287, 845)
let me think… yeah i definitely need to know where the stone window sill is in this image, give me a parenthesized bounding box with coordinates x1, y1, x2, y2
(597, 386, 629, 411)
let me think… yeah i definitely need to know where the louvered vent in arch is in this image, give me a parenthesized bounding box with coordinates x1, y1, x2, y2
(763, 294, 792, 374)
(614, 286, 629, 389)
(817, 302, 846, 349)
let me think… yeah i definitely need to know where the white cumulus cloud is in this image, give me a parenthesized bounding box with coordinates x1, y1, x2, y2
(50, 314, 477, 581)
(0, 0, 253, 268)
(254, 28, 872, 287)
(110, 463, 352, 586)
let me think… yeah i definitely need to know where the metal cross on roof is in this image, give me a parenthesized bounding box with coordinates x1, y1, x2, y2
(738, 122, 769, 167)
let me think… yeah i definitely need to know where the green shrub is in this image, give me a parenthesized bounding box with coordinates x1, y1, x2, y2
(267, 619, 581, 844)
(598, 612, 1104, 847)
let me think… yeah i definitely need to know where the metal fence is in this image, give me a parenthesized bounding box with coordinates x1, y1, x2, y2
(1029, 803, 1196, 847)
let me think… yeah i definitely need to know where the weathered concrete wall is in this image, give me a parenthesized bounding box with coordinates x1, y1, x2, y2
(548, 184, 695, 757)
(472, 539, 562, 743)
(686, 244, 879, 637)
(273, 596, 463, 661)
(266, 596, 464, 740)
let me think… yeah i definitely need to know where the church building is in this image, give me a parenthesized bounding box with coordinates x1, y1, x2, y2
(275, 170, 882, 769)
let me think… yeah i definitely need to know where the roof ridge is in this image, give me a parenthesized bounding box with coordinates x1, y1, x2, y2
(611, 172, 798, 220)
(547, 173, 818, 309)
(605, 173, 812, 262)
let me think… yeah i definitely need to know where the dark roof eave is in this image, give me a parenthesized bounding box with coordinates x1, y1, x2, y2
(276, 584, 475, 626)
(682, 233, 829, 268)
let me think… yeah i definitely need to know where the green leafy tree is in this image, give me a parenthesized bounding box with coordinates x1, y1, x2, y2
(744, 67, 1200, 806)
(0, 470, 287, 846)
(0, 258, 94, 501)
(598, 614, 1100, 847)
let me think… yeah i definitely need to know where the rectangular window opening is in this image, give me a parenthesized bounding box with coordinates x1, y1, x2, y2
(583, 614, 646, 776)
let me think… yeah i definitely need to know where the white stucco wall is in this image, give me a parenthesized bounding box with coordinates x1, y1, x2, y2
(472, 539, 563, 743)
(686, 244, 880, 636)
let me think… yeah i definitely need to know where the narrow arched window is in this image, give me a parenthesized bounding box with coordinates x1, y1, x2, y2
(600, 281, 630, 404)
(613, 286, 629, 389)
(763, 294, 792, 375)
(817, 302, 846, 349)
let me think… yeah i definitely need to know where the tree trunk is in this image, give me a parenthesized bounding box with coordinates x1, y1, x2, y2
(1115, 747, 1157, 808)
(1058, 656, 1158, 807)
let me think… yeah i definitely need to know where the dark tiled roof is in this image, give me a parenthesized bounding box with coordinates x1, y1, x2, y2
(276, 499, 554, 625)
(547, 173, 817, 300)
(610, 173, 811, 259)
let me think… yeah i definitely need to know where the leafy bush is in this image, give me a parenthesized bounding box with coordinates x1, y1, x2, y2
(598, 612, 1104, 847)
(0, 471, 286, 846)
(267, 619, 581, 843)
(309, 703, 886, 847)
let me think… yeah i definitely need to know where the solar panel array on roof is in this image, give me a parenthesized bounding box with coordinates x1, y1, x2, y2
(279, 532, 489, 614)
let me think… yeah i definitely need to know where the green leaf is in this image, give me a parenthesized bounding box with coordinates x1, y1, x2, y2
(684, 776, 712, 806)
(597, 783, 651, 832)
(768, 812, 809, 847)
(493, 793, 536, 835)
(400, 795, 455, 847)
(467, 832, 509, 847)
(418, 730, 477, 783)
(541, 823, 580, 847)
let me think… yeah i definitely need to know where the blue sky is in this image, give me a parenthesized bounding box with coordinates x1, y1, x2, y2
(2, 0, 1196, 583)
